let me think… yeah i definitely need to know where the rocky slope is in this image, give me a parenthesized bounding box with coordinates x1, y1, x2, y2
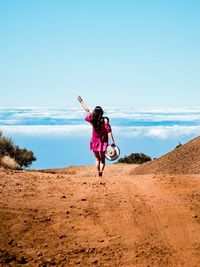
(134, 135, 200, 175)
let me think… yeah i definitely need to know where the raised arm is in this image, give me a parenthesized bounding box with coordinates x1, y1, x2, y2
(77, 96, 90, 113)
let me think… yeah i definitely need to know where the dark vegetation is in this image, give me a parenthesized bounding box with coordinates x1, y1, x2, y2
(0, 131, 36, 169)
(175, 142, 182, 149)
(117, 153, 152, 164)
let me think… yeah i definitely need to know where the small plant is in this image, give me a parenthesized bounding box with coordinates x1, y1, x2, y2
(0, 131, 36, 169)
(175, 142, 182, 149)
(117, 153, 152, 164)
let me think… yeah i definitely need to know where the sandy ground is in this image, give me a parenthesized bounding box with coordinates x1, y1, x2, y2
(1, 164, 200, 266)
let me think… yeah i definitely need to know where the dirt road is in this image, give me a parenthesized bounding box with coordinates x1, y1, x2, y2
(1, 164, 200, 266)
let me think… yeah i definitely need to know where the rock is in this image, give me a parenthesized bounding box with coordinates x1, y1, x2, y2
(17, 256, 28, 264)
(97, 239, 105, 243)
(8, 239, 17, 247)
(37, 251, 43, 257)
(38, 261, 47, 267)
(4, 254, 17, 264)
(79, 247, 86, 252)
(86, 247, 96, 254)
(59, 234, 67, 239)
(48, 258, 57, 265)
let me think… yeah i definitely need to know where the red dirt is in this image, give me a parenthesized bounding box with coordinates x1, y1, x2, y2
(134, 135, 200, 175)
(1, 163, 200, 266)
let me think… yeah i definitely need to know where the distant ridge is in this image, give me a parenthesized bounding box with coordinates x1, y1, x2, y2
(134, 135, 200, 175)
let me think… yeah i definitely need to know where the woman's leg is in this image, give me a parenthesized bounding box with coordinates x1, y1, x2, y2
(99, 151, 106, 175)
(93, 151, 100, 174)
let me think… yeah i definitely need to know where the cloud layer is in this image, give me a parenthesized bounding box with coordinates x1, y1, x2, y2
(1, 125, 200, 140)
(1, 107, 200, 124)
(0, 107, 200, 139)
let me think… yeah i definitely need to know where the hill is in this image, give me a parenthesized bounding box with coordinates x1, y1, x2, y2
(134, 135, 200, 175)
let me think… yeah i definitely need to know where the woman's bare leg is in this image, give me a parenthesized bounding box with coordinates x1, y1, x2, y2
(93, 151, 100, 174)
(99, 151, 106, 175)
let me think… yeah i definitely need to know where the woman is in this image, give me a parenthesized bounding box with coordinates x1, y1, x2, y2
(77, 96, 115, 177)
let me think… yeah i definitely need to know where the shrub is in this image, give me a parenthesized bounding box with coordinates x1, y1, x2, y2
(0, 131, 36, 169)
(0, 156, 20, 169)
(175, 142, 182, 149)
(0, 132, 14, 156)
(14, 146, 36, 168)
(117, 152, 152, 164)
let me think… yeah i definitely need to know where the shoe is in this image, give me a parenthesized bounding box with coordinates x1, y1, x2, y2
(98, 172, 102, 177)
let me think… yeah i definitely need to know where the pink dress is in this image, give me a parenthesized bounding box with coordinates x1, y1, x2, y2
(85, 112, 111, 152)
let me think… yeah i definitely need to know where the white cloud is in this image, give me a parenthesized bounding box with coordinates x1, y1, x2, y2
(113, 126, 200, 139)
(107, 107, 200, 121)
(1, 107, 200, 125)
(4, 108, 84, 120)
(1, 125, 200, 140)
(1, 125, 91, 136)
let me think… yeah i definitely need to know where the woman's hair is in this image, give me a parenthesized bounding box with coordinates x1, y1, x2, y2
(91, 106, 104, 131)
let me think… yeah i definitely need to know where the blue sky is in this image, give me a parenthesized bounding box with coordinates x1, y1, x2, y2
(0, 0, 200, 109)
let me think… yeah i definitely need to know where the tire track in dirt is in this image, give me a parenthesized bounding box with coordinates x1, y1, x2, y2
(127, 174, 200, 267)
(1, 165, 200, 266)
(80, 166, 174, 266)
(109, 173, 176, 267)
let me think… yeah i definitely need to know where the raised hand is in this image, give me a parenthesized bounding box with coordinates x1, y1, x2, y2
(77, 96, 83, 103)
(77, 96, 89, 112)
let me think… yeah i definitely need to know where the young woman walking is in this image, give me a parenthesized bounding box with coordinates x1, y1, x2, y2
(77, 96, 115, 177)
